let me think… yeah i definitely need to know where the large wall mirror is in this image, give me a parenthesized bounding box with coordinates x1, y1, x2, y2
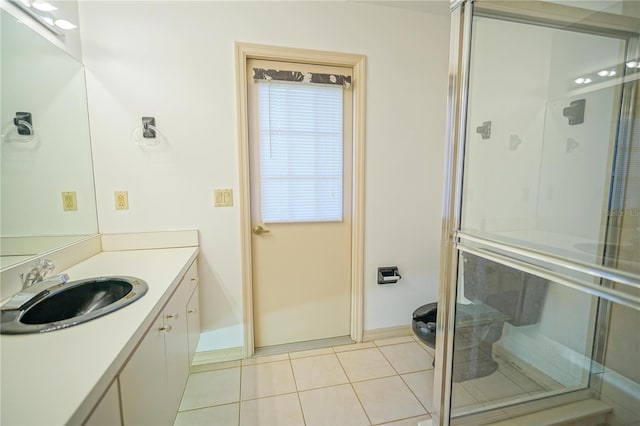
(1, 8, 98, 270)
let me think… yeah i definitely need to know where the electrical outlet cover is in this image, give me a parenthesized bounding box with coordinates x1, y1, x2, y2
(62, 191, 77, 211)
(115, 191, 129, 210)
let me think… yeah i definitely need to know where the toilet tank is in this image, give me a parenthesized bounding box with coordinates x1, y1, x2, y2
(462, 253, 548, 326)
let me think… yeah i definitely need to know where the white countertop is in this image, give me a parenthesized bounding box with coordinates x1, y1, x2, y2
(0, 246, 199, 425)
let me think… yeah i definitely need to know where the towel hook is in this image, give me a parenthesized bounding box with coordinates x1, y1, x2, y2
(563, 99, 586, 126)
(2, 112, 35, 143)
(142, 117, 156, 138)
(131, 116, 163, 146)
(14, 112, 34, 136)
(476, 121, 492, 140)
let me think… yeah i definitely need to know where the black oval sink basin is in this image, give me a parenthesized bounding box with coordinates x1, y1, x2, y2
(0, 276, 148, 334)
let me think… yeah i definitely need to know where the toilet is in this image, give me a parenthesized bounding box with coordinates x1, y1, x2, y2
(412, 253, 549, 382)
(413, 301, 510, 382)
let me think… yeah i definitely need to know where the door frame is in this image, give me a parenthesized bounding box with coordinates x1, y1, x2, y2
(235, 42, 367, 357)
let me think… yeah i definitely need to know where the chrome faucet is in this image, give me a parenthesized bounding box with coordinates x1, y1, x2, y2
(3, 259, 69, 312)
(19, 258, 67, 289)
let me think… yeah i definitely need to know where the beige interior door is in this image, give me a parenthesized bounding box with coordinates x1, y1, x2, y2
(248, 58, 353, 348)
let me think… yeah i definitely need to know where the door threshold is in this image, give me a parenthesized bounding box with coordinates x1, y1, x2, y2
(254, 336, 354, 357)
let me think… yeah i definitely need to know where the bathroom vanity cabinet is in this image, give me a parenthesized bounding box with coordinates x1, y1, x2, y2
(84, 380, 121, 426)
(187, 285, 201, 364)
(120, 259, 200, 425)
(0, 244, 201, 426)
(120, 313, 168, 425)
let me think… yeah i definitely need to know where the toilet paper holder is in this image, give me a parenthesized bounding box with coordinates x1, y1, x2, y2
(378, 266, 401, 284)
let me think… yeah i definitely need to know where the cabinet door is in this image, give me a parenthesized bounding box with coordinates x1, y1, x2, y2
(182, 260, 199, 296)
(120, 315, 170, 426)
(186, 286, 201, 364)
(164, 275, 192, 418)
(84, 379, 122, 426)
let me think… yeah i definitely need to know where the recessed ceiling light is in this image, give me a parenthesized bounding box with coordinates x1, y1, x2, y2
(584, 78, 592, 84)
(627, 61, 639, 68)
(608, 71, 616, 77)
(597, 70, 609, 77)
(54, 19, 77, 30)
(32, 1, 57, 12)
(575, 77, 586, 84)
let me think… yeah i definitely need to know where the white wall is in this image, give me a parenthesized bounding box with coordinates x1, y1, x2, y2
(78, 1, 450, 350)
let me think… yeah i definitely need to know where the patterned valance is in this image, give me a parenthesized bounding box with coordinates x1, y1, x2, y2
(253, 68, 351, 89)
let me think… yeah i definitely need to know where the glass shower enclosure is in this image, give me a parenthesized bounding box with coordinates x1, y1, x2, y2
(435, 1, 639, 424)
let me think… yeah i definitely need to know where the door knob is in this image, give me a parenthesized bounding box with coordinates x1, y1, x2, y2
(252, 225, 271, 235)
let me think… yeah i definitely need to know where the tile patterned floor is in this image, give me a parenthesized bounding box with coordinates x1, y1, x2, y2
(450, 355, 564, 417)
(175, 336, 433, 426)
(176, 335, 560, 425)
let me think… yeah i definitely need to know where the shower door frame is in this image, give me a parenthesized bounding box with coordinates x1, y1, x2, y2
(434, 1, 640, 425)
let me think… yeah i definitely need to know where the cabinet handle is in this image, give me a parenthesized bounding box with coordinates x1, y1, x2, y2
(166, 313, 179, 320)
(159, 325, 173, 332)
(188, 309, 198, 314)
(190, 277, 198, 282)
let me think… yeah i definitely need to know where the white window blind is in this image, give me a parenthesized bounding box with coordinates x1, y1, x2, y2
(257, 80, 344, 223)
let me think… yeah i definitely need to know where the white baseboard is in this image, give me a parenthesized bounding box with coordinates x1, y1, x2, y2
(363, 325, 413, 342)
(494, 327, 640, 425)
(192, 346, 244, 365)
(496, 324, 589, 388)
(192, 325, 417, 367)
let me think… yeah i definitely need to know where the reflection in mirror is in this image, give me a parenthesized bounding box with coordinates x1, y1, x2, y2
(460, 15, 637, 274)
(0, 9, 98, 270)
